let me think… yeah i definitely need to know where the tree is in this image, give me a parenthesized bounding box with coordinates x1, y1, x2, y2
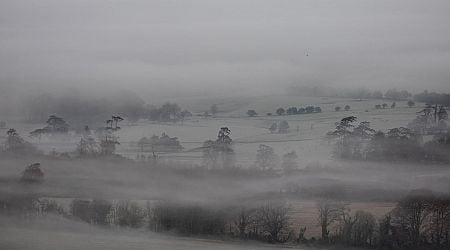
(90, 199, 112, 225)
(256, 201, 290, 242)
(391, 102, 396, 108)
(111, 115, 124, 130)
(247, 110, 257, 117)
(202, 128, 234, 168)
(317, 200, 346, 241)
(269, 123, 277, 133)
(115, 201, 145, 228)
(77, 137, 100, 157)
(233, 207, 256, 238)
(391, 191, 432, 248)
(305, 106, 315, 113)
(159, 103, 181, 122)
(335, 106, 342, 112)
(344, 105, 351, 111)
(286, 107, 297, 115)
(382, 103, 388, 109)
(281, 151, 298, 173)
(352, 210, 376, 246)
(385, 89, 411, 100)
(276, 108, 285, 116)
(21, 163, 44, 182)
(372, 91, 383, 99)
(408, 100, 415, 108)
(378, 215, 394, 249)
(427, 196, 450, 247)
(255, 144, 278, 170)
(202, 140, 219, 168)
(336, 206, 356, 245)
(5, 129, 36, 155)
(326, 116, 358, 158)
(375, 104, 382, 109)
(278, 120, 289, 133)
(210, 104, 218, 116)
(315, 107, 322, 113)
(180, 110, 192, 121)
(46, 115, 69, 133)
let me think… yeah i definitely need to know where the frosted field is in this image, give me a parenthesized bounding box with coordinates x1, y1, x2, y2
(6, 95, 421, 167)
(0, 216, 309, 250)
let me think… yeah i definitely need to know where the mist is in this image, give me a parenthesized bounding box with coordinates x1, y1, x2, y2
(1, 1, 450, 249)
(2, 0, 450, 100)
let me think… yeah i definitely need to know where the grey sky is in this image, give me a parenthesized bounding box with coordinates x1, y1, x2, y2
(1, 0, 450, 98)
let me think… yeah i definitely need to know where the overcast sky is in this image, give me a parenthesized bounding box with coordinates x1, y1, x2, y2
(1, 0, 450, 98)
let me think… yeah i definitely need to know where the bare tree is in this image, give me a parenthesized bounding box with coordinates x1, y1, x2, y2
(352, 210, 376, 246)
(427, 196, 450, 247)
(317, 200, 346, 241)
(278, 120, 289, 133)
(255, 144, 278, 170)
(391, 191, 432, 248)
(233, 206, 256, 238)
(256, 201, 290, 242)
(269, 122, 277, 133)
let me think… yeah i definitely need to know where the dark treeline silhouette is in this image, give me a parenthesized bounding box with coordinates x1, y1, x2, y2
(275, 105, 321, 116)
(2, 191, 449, 248)
(287, 85, 411, 100)
(414, 90, 450, 106)
(147, 102, 191, 123)
(22, 91, 191, 127)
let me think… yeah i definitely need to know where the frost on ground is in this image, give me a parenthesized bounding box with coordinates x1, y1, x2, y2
(0, 216, 307, 250)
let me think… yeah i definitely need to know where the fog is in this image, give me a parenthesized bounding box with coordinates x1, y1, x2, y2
(2, 0, 450, 100)
(1, 1, 450, 249)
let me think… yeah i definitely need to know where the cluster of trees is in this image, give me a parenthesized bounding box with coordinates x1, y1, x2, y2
(384, 89, 412, 100)
(414, 91, 450, 107)
(275, 106, 322, 116)
(76, 199, 293, 243)
(375, 103, 389, 109)
(147, 103, 192, 123)
(77, 116, 124, 157)
(23, 91, 192, 126)
(30, 115, 70, 138)
(137, 133, 183, 153)
(20, 163, 44, 182)
(287, 85, 412, 100)
(2, 128, 38, 155)
(150, 202, 227, 235)
(268, 120, 290, 133)
(327, 116, 450, 162)
(254, 144, 298, 173)
(408, 104, 448, 135)
(2, 191, 449, 248)
(315, 192, 450, 249)
(24, 90, 147, 124)
(335, 105, 351, 112)
(202, 127, 235, 169)
(374, 101, 413, 110)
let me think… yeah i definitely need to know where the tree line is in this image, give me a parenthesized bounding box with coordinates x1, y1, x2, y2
(2, 191, 449, 249)
(327, 116, 450, 162)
